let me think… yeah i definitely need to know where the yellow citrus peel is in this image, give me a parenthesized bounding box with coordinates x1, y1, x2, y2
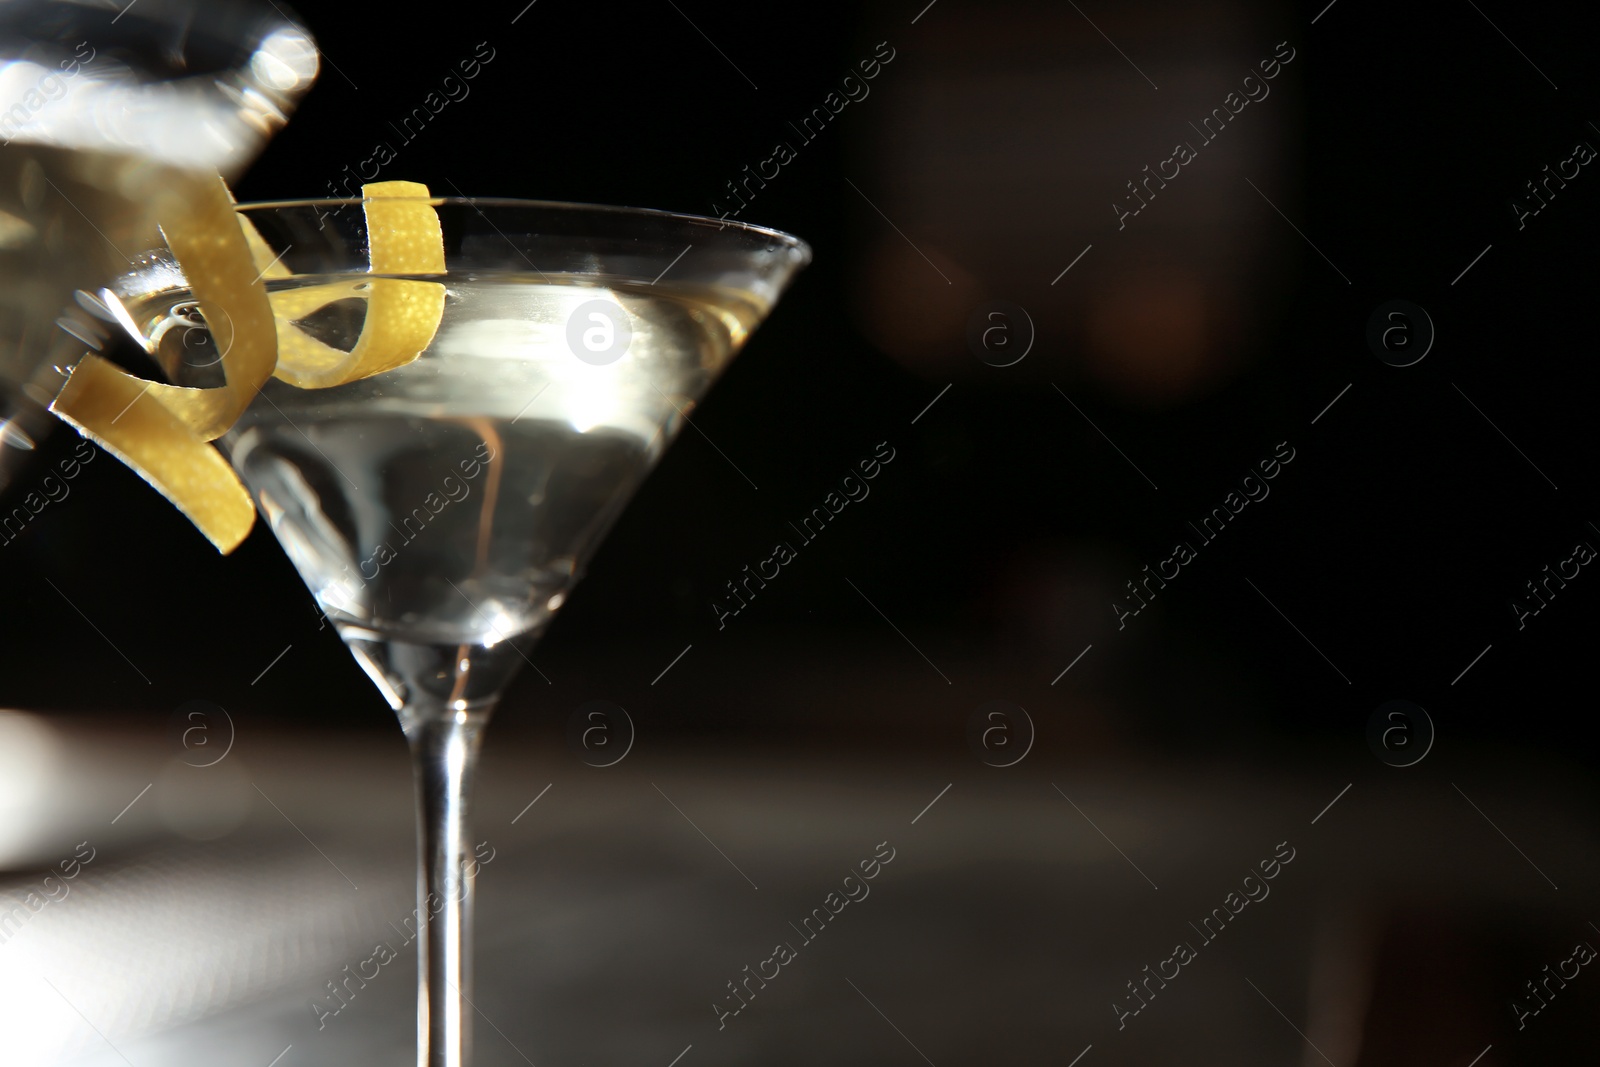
(48, 352, 260, 552)
(271, 180, 447, 388)
(50, 178, 447, 553)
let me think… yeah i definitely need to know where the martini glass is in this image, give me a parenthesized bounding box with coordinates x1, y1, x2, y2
(114, 197, 809, 1066)
(0, 0, 317, 492)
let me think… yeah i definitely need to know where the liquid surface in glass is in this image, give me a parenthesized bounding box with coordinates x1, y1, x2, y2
(128, 274, 767, 646)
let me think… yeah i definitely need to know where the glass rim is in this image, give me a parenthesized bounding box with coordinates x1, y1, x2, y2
(234, 196, 812, 261)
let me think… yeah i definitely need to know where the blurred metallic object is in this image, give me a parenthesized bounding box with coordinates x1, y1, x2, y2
(0, 0, 317, 494)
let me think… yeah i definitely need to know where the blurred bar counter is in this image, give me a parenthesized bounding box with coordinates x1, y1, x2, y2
(2, 709, 1597, 1066)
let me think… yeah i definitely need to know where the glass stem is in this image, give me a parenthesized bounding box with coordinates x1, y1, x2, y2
(404, 699, 493, 1067)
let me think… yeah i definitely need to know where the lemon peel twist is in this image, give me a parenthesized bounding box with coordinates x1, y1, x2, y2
(49, 178, 447, 553)
(271, 181, 447, 388)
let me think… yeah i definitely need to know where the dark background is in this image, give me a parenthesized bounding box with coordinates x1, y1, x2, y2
(4, 0, 1598, 757)
(3, 3, 1600, 1063)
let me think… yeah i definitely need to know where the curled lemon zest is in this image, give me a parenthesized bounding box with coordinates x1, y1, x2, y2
(49, 179, 447, 553)
(50, 351, 257, 552)
(271, 181, 447, 389)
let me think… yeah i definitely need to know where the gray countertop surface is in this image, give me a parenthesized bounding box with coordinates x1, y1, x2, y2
(2, 715, 1596, 1067)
